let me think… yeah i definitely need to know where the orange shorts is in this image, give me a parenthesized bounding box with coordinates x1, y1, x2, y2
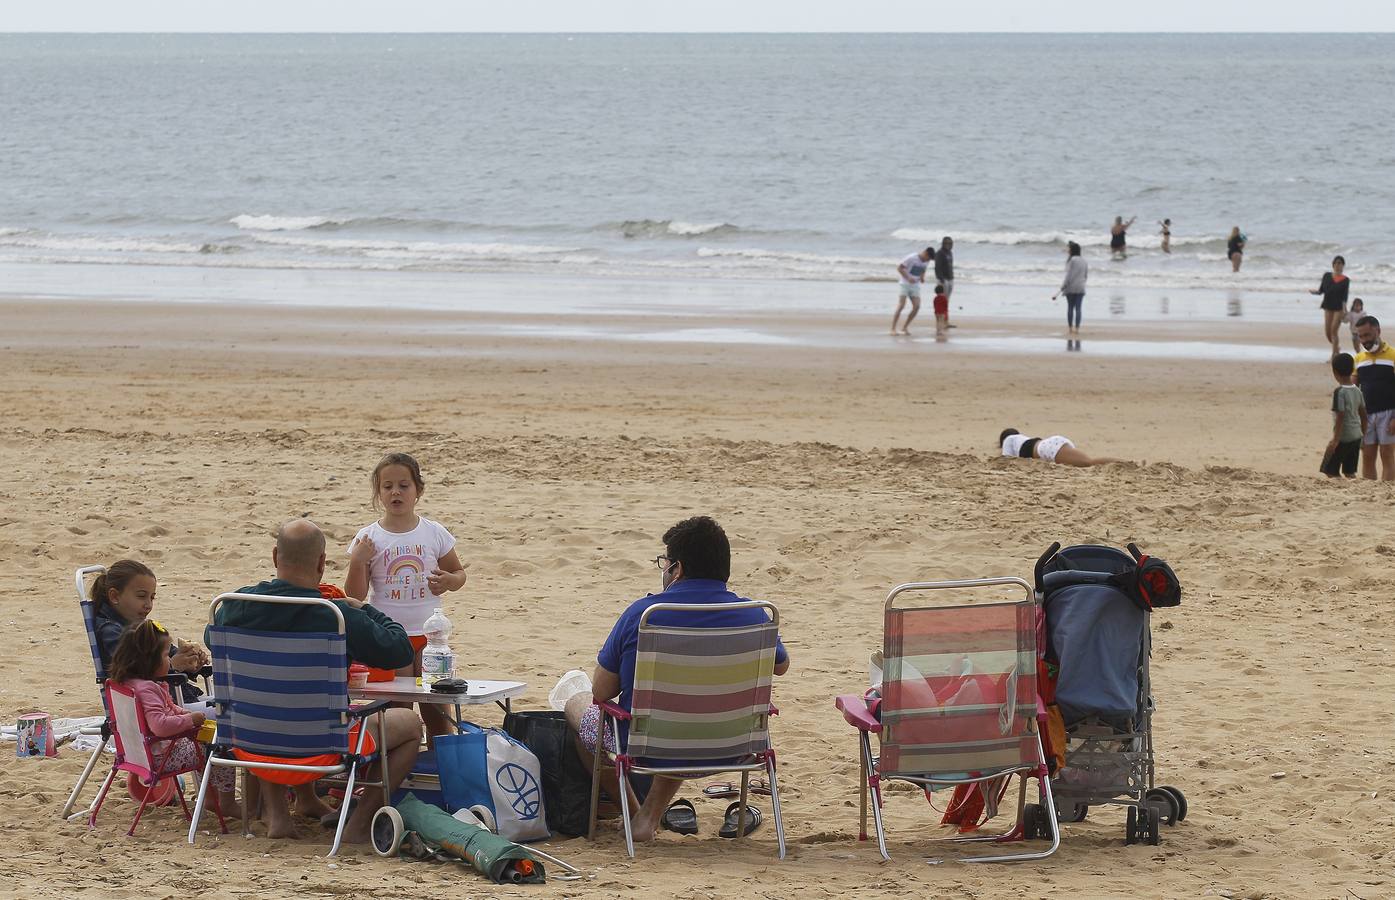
(364, 634, 427, 682)
(231, 722, 378, 785)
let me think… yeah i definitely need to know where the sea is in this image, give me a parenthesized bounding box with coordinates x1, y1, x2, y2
(2, 33, 1393, 320)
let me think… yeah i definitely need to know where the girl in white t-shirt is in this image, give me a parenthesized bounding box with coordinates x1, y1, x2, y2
(345, 452, 467, 736)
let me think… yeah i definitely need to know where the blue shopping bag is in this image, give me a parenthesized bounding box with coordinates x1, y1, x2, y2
(437, 722, 549, 842)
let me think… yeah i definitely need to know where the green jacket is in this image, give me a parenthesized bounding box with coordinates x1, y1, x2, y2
(207, 578, 414, 671)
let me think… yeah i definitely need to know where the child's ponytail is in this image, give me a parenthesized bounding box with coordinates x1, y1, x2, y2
(90, 559, 155, 615)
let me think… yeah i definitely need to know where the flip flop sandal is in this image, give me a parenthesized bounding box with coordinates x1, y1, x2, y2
(702, 781, 739, 799)
(718, 801, 762, 838)
(661, 798, 698, 835)
(703, 779, 772, 799)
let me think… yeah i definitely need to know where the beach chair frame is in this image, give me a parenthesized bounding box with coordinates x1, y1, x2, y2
(587, 600, 786, 859)
(88, 680, 227, 836)
(835, 577, 1059, 862)
(188, 592, 393, 857)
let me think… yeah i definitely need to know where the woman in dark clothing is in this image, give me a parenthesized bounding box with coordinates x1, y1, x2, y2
(1110, 216, 1136, 259)
(1311, 255, 1351, 354)
(1227, 227, 1246, 272)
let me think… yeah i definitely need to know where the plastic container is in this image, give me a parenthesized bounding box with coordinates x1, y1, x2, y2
(348, 664, 370, 690)
(420, 608, 456, 685)
(548, 669, 592, 711)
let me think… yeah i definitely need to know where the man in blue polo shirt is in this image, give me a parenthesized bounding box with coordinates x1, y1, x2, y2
(566, 516, 790, 843)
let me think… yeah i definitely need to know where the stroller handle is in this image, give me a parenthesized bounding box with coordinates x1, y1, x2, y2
(1033, 542, 1062, 593)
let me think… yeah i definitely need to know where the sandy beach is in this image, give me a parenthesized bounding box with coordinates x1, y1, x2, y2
(2, 294, 1393, 899)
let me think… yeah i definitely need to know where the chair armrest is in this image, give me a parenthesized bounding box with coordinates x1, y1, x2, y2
(598, 700, 631, 721)
(348, 699, 393, 719)
(161, 673, 189, 687)
(835, 694, 882, 734)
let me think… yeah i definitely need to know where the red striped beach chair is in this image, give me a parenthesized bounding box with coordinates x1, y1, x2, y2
(835, 577, 1059, 862)
(589, 600, 786, 859)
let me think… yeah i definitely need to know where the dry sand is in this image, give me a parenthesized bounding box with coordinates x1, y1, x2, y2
(1, 297, 1392, 899)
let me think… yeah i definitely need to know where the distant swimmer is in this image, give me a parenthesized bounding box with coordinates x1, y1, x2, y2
(1311, 254, 1350, 354)
(1158, 218, 1172, 254)
(1227, 227, 1246, 273)
(999, 428, 1124, 468)
(1110, 216, 1136, 259)
(893, 246, 933, 335)
(1050, 241, 1089, 335)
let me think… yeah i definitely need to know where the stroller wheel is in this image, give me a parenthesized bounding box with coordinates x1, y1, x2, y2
(1157, 785, 1188, 821)
(1022, 803, 1042, 840)
(1144, 805, 1162, 846)
(1145, 788, 1179, 826)
(1124, 805, 1138, 845)
(1057, 803, 1088, 823)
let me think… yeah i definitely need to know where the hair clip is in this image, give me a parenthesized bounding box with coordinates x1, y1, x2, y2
(148, 619, 168, 634)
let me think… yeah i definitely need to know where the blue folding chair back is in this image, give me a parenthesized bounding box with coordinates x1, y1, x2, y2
(189, 592, 390, 857)
(60, 565, 115, 822)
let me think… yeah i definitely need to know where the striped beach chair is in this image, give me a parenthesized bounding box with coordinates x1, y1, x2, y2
(589, 600, 786, 859)
(88, 680, 226, 835)
(835, 577, 1060, 862)
(188, 592, 392, 857)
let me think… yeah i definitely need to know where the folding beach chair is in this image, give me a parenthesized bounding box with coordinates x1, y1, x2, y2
(60, 565, 212, 822)
(835, 578, 1059, 862)
(87, 681, 227, 835)
(586, 601, 786, 859)
(189, 592, 392, 857)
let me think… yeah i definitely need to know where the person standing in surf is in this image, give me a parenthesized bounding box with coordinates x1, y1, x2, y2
(1311, 255, 1351, 354)
(934, 236, 955, 328)
(1051, 241, 1089, 335)
(1110, 216, 1136, 259)
(1227, 227, 1246, 273)
(1158, 218, 1172, 254)
(892, 247, 933, 335)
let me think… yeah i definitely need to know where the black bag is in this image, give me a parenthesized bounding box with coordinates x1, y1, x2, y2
(502, 710, 593, 837)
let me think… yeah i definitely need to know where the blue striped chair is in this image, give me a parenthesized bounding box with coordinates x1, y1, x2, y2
(188, 592, 392, 857)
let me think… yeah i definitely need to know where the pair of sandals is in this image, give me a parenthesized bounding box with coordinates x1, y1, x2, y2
(661, 780, 770, 837)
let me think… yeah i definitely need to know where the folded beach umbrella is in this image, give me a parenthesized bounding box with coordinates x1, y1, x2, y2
(391, 793, 546, 884)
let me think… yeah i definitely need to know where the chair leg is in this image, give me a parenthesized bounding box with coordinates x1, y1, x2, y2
(616, 757, 636, 859)
(61, 735, 110, 821)
(857, 733, 868, 841)
(736, 771, 750, 841)
(128, 783, 155, 836)
(766, 755, 786, 860)
(241, 770, 257, 837)
(327, 762, 357, 858)
(189, 755, 215, 845)
(962, 734, 1061, 863)
(88, 765, 119, 829)
(862, 732, 890, 861)
(587, 734, 604, 841)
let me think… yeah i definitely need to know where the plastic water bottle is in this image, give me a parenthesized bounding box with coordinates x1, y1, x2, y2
(420, 608, 455, 685)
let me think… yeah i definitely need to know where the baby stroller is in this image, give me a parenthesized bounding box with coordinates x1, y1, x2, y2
(1034, 541, 1187, 846)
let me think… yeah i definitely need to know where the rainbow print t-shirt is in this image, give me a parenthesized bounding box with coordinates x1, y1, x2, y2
(348, 516, 457, 634)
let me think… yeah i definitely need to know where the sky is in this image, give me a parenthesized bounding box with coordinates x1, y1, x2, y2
(4, 0, 1393, 33)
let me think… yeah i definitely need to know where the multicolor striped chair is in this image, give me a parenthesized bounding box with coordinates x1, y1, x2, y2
(835, 577, 1060, 862)
(589, 600, 787, 859)
(189, 592, 392, 857)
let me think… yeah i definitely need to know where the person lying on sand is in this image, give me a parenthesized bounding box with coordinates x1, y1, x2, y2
(999, 428, 1124, 467)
